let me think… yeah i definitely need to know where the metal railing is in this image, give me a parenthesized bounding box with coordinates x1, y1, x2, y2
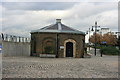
(0, 33, 30, 43)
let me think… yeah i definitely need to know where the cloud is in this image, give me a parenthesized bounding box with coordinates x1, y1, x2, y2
(1, 2, 118, 37)
(59, 2, 117, 31)
(2, 2, 77, 10)
(2, 0, 118, 2)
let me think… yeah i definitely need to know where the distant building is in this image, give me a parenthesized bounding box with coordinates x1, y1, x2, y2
(99, 28, 111, 35)
(85, 31, 93, 43)
(85, 27, 111, 43)
(111, 32, 120, 38)
(31, 19, 85, 58)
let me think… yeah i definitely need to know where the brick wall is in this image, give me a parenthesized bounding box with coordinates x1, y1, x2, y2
(31, 32, 85, 58)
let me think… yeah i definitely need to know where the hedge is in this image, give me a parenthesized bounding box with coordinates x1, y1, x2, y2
(100, 46, 120, 55)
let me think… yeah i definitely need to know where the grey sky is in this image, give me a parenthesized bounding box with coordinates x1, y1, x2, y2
(2, 2, 77, 10)
(2, 0, 119, 2)
(1, 2, 118, 37)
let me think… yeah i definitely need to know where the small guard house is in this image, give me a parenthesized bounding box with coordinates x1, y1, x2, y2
(31, 19, 85, 58)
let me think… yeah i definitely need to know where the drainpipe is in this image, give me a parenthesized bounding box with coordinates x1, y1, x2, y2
(56, 33, 59, 58)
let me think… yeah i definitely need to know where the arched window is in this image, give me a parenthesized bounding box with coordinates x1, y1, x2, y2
(42, 38, 55, 54)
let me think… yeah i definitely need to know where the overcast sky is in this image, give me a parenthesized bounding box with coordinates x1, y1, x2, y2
(1, 1, 118, 37)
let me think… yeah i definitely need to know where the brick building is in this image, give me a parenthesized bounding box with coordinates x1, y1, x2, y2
(31, 19, 85, 58)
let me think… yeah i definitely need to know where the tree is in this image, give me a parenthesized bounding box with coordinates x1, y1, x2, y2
(102, 33, 117, 46)
(89, 33, 102, 44)
(89, 33, 117, 46)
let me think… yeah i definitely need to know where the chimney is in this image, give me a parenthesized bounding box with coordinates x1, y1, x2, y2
(56, 19, 61, 23)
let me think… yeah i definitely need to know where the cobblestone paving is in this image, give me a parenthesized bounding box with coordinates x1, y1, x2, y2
(2, 55, 118, 78)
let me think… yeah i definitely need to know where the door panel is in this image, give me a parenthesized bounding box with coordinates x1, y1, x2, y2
(66, 42, 73, 57)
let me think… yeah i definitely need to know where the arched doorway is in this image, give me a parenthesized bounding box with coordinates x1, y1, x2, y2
(64, 39, 76, 57)
(66, 42, 73, 57)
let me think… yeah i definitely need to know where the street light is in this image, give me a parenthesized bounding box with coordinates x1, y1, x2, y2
(91, 21, 100, 56)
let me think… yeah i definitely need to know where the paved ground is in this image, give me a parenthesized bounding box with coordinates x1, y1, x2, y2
(2, 56, 118, 78)
(2, 48, 119, 78)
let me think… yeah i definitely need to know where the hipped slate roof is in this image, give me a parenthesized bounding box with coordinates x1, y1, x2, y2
(31, 19, 85, 35)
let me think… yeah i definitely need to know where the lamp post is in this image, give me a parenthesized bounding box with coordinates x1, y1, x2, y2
(91, 21, 100, 56)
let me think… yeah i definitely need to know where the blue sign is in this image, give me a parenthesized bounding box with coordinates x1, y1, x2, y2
(0, 45, 2, 53)
(101, 41, 106, 44)
(0, 45, 2, 48)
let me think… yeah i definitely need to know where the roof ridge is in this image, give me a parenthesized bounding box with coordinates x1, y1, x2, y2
(31, 21, 85, 35)
(40, 24, 56, 30)
(61, 23, 79, 31)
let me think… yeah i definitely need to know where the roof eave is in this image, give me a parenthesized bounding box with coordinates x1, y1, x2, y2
(31, 30, 85, 35)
